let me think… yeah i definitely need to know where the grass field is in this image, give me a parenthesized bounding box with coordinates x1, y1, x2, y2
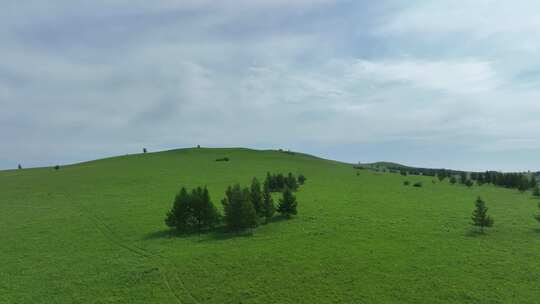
(1, 147, 540, 303)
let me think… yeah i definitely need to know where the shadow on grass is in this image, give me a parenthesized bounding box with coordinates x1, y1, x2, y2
(464, 228, 487, 237)
(144, 215, 294, 241)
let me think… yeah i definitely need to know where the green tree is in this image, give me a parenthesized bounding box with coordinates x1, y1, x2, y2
(533, 184, 540, 198)
(471, 197, 494, 233)
(450, 176, 457, 185)
(465, 179, 474, 188)
(298, 174, 306, 185)
(222, 184, 258, 232)
(286, 172, 298, 190)
(165, 187, 193, 231)
(190, 187, 220, 234)
(249, 177, 263, 215)
(261, 179, 275, 223)
(460, 172, 468, 185)
(277, 187, 298, 217)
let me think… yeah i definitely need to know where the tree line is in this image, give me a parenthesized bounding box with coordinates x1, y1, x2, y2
(165, 173, 304, 234)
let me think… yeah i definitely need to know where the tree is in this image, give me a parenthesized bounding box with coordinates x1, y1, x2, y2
(222, 184, 258, 232)
(261, 179, 275, 223)
(190, 187, 220, 234)
(165, 186, 219, 233)
(250, 177, 263, 215)
(531, 175, 538, 188)
(277, 187, 297, 217)
(533, 184, 540, 198)
(54, 165, 60, 170)
(143, 148, 147, 153)
(298, 174, 306, 185)
(285, 173, 298, 191)
(437, 171, 446, 182)
(18, 164, 22, 170)
(165, 187, 192, 231)
(465, 179, 474, 188)
(450, 176, 457, 185)
(471, 197, 494, 233)
(460, 172, 468, 185)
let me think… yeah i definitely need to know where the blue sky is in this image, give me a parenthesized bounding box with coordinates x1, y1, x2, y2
(1, 1, 540, 171)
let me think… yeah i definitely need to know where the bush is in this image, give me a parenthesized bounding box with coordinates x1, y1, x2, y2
(215, 157, 230, 162)
(54, 165, 60, 170)
(413, 182, 423, 187)
(465, 179, 474, 188)
(403, 181, 410, 186)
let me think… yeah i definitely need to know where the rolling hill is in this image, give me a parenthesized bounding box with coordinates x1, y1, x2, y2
(1, 147, 539, 303)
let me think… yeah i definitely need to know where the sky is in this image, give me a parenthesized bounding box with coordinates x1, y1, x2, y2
(2, 0, 540, 172)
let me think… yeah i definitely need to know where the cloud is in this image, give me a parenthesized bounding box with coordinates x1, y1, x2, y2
(2, 1, 540, 171)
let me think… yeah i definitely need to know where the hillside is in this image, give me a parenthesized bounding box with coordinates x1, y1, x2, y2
(1, 148, 540, 303)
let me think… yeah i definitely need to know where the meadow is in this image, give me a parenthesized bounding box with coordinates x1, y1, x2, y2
(1, 148, 539, 303)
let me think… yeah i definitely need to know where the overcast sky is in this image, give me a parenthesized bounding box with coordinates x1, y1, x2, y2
(2, 1, 540, 171)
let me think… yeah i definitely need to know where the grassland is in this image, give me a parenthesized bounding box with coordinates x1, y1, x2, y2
(1, 148, 540, 303)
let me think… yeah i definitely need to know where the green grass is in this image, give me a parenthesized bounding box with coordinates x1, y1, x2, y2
(1, 147, 540, 303)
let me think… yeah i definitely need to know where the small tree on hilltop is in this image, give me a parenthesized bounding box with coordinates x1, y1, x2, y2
(18, 164, 22, 170)
(261, 179, 275, 223)
(471, 197, 494, 233)
(277, 187, 297, 217)
(250, 177, 263, 215)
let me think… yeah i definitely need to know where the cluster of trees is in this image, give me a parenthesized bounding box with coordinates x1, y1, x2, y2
(473, 172, 536, 191)
(265, 172, 305, 192)
(165, 175, 303, 234)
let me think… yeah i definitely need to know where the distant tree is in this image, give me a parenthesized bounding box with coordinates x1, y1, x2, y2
(261, 179, 275, 223)
(460, 172, 468, 185)
(533, 185, 540, 198)
(471, 197, 494, 233)
(143, 148, 147, 153)
(413, 181, 423, 188)
(250, 177, 263, 215)
(403, 181, 410, 186)
(437, 171, 446, 182)
(277, 187, 297, 217)
(450, 176, 457, 185)
(197, 144, 201, 148)
(400, 170, 408, 176)
(477, 174, 485, 186)
(465, 179, 474, 188)
(54, 165, 60, 170)
(222, 184, 258, 232)
(18, 164, 22, 170)
(531, 175, 538, 188)
(298, 174, 306, 185)
(535, 201, 540, 223)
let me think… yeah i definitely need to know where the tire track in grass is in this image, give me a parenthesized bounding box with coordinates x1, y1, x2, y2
(77, 202, 200, 304)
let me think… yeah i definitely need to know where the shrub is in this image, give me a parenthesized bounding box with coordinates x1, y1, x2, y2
(215, 157, 230, 162)
(413, 182, 423, 187)
(54, 165, 60, 170)
(403, 181, 410, 186)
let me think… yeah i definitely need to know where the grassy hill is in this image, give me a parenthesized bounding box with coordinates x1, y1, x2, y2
(1, 147, 540, 303)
